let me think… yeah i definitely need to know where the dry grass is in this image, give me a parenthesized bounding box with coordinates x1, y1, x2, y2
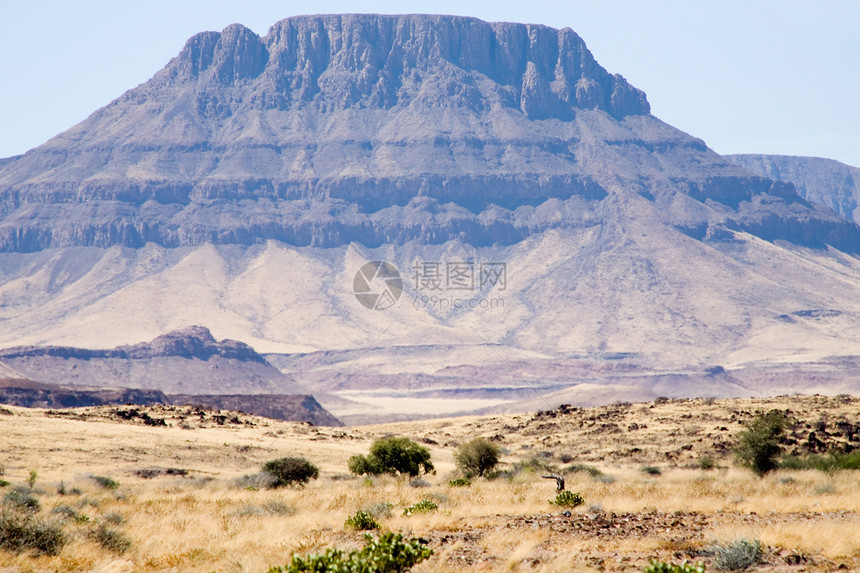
(0, 395, 858, 571)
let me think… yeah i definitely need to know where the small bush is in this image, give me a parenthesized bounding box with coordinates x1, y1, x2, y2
(269, 532, 432, 573)
(713, 539, 762, 571)
(348, 437, 434, 478)
(262, 457, 320, 487)
(233, 472, 277, 490)
(448, 477, 471, 487)
(50, 504, 89, 523)
(364, 501, 394, 519)
(344, 510, 380, 530)
(402, 499, 438, 516)
(90, 524, 132, 554)
(734, 410, 789, 476)
(565, 464, 603, 478)
(550, 490, 584, 508)
(698, 456, 716, 471)
(455, 438, 500, 477)
(780, 451, 860, 472)
(643, 559, 706, 572)
(27, 470, 37, 488)
(501, 456, 559, 480)
(0, 511, 66, 555)
(91, 475, 119, 490)
(103, 512, 126, 525)
(641, 466, 662, 476)
(4, 488, 40, 512)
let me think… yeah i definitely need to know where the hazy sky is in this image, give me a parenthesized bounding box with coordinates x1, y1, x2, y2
(1, 1, 858, 165)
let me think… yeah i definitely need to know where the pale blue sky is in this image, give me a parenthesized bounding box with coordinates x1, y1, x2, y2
(1, 1, 858, 165)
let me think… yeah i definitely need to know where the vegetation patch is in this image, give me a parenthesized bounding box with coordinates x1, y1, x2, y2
(734, 410, 789, 476)
(402, 499, 438, 516)
(643, 559, 706, 572)
(0, 511, 66, 555)
(262, 457, 319, 487)
(550, 490, 584, 508)
(90, 475, 120, 490)
(344, 510, 380, 531)
(269, 532, 432, 573)
(454, 438, 500, 477)
(89, 523, 132, 555)
(348, 437, 433, 478)
(712, 539, 762, 571)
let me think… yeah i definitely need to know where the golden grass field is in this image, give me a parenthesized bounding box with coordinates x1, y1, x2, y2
(1, 395, 858, 572)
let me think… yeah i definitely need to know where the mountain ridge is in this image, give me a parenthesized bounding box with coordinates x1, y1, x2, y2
(1, 14, 857, 254)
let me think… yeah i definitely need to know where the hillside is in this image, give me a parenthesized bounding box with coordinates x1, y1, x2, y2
(727, 154, 860, 225)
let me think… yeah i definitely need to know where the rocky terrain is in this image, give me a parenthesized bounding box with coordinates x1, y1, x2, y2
(0, 378, 341, 426)
(728, 154, 860, 225)
(0, 15, 858, 414)
(0, 395, 857, 571)
(0, 326, 344, 425)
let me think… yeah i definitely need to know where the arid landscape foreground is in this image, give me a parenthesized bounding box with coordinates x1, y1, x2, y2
(1, 394, 858, 572)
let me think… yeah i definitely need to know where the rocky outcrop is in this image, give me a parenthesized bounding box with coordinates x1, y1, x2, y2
(0, 378, 170, 409)
(726, 154, 860, 225)
(0, 378, 342, 425)
(0, 326, 264, 363)
(0, 327, 305, 395)
(170, 394, 342, 426)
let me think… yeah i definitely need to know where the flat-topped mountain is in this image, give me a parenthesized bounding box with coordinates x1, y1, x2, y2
(0, 14, 856, 253)
(0, 15, 859, 414)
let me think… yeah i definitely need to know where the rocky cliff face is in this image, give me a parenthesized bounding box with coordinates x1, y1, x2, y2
(0, 15, 856, 253)
(727, 154, 860, 225)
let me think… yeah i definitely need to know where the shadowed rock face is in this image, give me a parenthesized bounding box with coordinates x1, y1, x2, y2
(1, 14, 856, 253)
(727, 154, 860, 226)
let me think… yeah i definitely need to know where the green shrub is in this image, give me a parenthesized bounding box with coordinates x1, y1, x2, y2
(262, 457, 320, 487)
(91, 475, 119, 490)
(780, 451, 860, 472)
(550, 490, 584, 508)
(345, 510, 380, 530)
(27, 470, 37, 488)
(402, 499, 438, 516)
(448, 478, 471, 487)
(4, 488, 40, 512)
(734, 410, 788, 476)
(269, 532, 432, 573)
(454, 438, 500, 477)
(348, 437, 434, 478)
(0, 511, 66, 555)
(698, 456, 716, 471)
(643, 559, 706, 572)
(89, 523, 132, 554)
(713, 539, 762, 571)
(641, 466, 662, 476)
(564, 464, 603, 478)
(50, 504, 89, 523)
